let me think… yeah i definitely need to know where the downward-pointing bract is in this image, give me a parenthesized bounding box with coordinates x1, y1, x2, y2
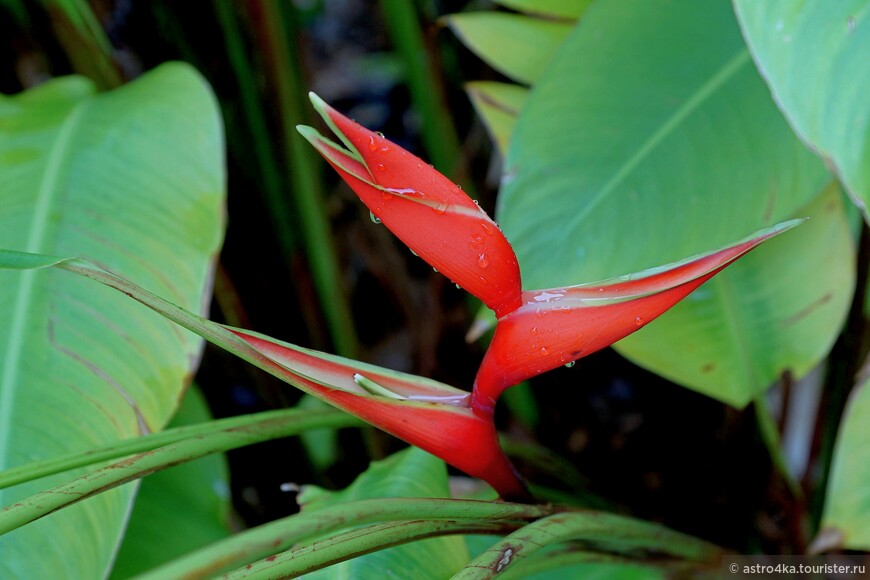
(298, 93, 522, 318)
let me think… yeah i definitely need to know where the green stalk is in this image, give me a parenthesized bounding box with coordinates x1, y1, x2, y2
(137, 498, 555, 579)
(379, 0, 470, 186)
(0, 408, 360, 490)
(453, 511, 724, 579)
(251, 0, 359, 357)
(753, 395, 803, 500)
(0, 409, 361, 535)
(225, 520, 513, 579)
(42, 0, 122, 89)
(213, 0, 299, 260)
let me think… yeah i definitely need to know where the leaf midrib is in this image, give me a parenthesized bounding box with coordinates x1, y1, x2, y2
(0, 100, 89, 469)
(565, 50, 752, 236)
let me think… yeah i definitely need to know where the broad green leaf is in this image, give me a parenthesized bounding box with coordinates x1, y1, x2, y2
(618, 186, 853, 405)
(110, 386, 231, 578)
(444, 13, 572, 84)
(466, 81, 528, 156)
(0, 63, 224, 578)
(494, 0, 591, 19)
(497, 0, 842, 406)
(819, 375, 870, 550)
(733, 0, 870, 220)
(298, 447, 470, 579)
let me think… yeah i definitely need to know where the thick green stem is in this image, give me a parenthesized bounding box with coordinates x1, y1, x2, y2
(0, 408, 360, 490)
(42, 0, 122, 89)
(137, 498, 554, 579)
(753, 394, 803, 500)
(0, 409, 360, 535)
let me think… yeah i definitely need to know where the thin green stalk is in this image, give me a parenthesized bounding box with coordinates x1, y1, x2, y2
(0, 409, 361, 535)
(42, 0, 122, 89)
(753, 395, 803, 500)
(225, 520, 513, 579)
(137, 498, 554, 579)
(380, 0, 471, 188)
(452, 511, 725, 579)
(0, 408, 360, 490)
(214, 0, 299, 260)
(252, 0, 359, 358)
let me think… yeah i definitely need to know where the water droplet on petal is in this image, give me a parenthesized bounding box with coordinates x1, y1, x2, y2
(368, 136, 378, 152)
(480, 222, 495, 235)
(410, 248, 418, 257)
(478, 253, 489, 268)
(375, 163, 386, 172)
(540, 346, 549, 355)
(433, 267, 438, 273)
(564, 361, 576, 368)
(635, 316, 644, 326)
(433, 202, 449, 214)
(470, 233, 483, 247)
(455, 283, 461, 289)
(369, 211, 382, 224)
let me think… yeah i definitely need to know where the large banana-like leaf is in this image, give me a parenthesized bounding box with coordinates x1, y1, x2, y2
(0, 63, 225, 577)
(733, 0, 870, 221)
(497, 0, 851, 406)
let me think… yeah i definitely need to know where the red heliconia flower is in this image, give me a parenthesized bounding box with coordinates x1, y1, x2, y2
(297, 94, 800, 497)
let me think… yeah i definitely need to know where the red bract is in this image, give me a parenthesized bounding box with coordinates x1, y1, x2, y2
(298, 93, 522, 318)
(471, 224, 795, 414)
(228, 329, 526, 499)
(298, 94, 800, 497)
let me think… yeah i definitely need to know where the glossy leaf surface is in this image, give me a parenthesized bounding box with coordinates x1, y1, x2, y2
(0, 64, 224, 578)
(465, 81, 528, 157)
(820, 375, 870, 550)
(617, 186, 853, 405)
(734, 0, 870, 219)
(497, 0, 844, 405)
(443, 13, 571, 84)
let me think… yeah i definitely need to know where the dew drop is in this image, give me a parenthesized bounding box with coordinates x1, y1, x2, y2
(540, 346, 549, 355)
(635, 316, 644, 326)
(369, 211, 381, 224)
(433, 201, 449, 215)
(410, 248, 418, 257)
(368, 136, 378, 152)
(375, 163, 386, 172)
(433, 267, 439, 273)
(455, 283, 461, 289)
(470, 233, 483, 246)
(480, 222, 495, 235)
(564, 361, 576, 368)
(478, 253, 489, 268)
(376, 131, 385, 137)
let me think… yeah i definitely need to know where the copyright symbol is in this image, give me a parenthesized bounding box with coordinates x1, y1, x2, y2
(730, 563, 739, 573)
